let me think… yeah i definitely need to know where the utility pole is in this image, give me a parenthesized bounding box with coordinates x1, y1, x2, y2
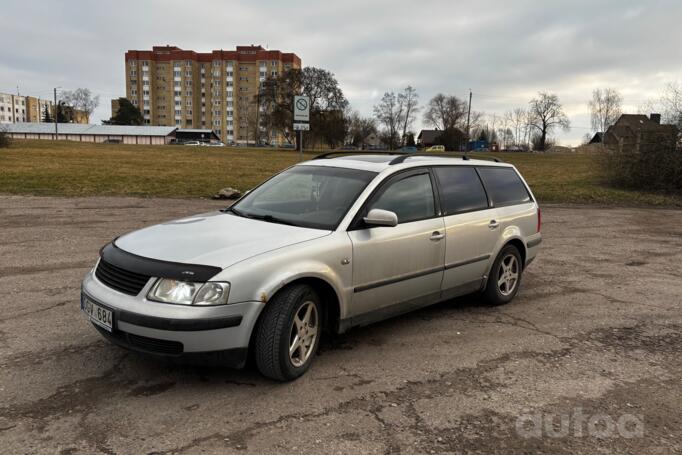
(53, 87, 60, 140)
(255, 89, 260, 146)
(465, 90, 472, 153)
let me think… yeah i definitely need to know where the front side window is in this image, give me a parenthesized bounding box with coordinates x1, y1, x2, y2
(232, 166, 377, 230)
(477, 167, 531, 207)
(434, 167, 489, 215)
(368, 173, 435, 224)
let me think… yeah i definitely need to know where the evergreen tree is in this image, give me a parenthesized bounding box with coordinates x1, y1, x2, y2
(104, 98, 144, 125)
(42, 105, 53, 123)
(56, 102, 73, 123)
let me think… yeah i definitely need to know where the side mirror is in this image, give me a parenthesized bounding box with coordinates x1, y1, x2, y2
(363, 208, 398, 227)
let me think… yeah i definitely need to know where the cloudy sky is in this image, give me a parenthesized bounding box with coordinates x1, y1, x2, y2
(2, 0, 681, 145)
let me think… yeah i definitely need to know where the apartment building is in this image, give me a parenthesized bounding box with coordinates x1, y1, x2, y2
(0, 93, 61, 124)
(124, 45, 301, 144)
(0, 93, 28, 123)
(26, 96, 55, 123)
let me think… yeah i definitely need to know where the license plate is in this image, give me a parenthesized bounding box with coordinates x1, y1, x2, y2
(81, 296, 113, 332)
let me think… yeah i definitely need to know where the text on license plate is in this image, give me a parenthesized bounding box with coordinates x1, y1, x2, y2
(82, 297, 113, 332)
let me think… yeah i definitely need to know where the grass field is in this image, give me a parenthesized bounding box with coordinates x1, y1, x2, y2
(1, 140, 680, 206)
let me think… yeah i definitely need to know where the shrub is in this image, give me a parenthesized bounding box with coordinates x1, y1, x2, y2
(602, 138, 682, 193)
(0, 128, 11, 148)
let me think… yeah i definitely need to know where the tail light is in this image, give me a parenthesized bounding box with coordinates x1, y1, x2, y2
(536, 207, 542, 233)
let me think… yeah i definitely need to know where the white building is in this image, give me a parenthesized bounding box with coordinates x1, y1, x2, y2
(0, 93, 27, 124)
(3, 123, 179, 145)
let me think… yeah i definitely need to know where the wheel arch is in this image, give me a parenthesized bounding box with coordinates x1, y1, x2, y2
(258, 275, 343, 335)
(504, 237, 527, 267)
(484, 236, 527, 289)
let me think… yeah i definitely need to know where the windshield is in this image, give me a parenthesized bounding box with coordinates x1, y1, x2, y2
(231, 165, 377, 230)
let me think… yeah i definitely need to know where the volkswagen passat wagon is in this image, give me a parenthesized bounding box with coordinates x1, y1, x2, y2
(81, 153, 541, 381)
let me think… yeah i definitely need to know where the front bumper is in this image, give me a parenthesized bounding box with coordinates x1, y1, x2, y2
(81, 269, 265, 357)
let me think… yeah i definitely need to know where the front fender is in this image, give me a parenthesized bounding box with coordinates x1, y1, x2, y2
(257, 262, 346, 311)
(214, 232, 353, 316)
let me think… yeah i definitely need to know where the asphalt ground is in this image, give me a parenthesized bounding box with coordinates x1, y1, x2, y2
(0, 195, 680, 454)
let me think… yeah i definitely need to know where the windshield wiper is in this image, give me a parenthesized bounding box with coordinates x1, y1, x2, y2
(243, 213, 302, 227)
(222, 206, 244, 217)
(223, 206, 301, 227)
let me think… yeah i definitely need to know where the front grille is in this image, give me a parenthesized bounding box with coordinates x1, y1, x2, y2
(95, 259, 151, 296)
(95, 325, 184, 356)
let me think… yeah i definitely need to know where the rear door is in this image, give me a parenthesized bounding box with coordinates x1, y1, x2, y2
(476, 166, 538, 250)
(433, 166, 500, 299)
(348, 169, 446, 321)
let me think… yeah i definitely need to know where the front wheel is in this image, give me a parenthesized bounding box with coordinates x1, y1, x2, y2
(481, 245, 523, 306)
(254, 284, 322, 381)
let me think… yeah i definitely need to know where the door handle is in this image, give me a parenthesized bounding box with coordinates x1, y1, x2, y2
(488, 220, 499, 229)
(430, 231, 445, 241)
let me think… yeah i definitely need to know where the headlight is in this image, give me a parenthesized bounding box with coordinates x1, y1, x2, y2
(147, 279, 230, 306)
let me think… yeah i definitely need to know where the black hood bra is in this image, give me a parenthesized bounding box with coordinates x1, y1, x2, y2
(101, 242, 222, 282)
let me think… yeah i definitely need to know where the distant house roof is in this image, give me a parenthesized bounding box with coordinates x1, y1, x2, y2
(589, 132, 603, 144)
(418, 128, 466, 146)
(603, 114, 678, 149)
(417, 129, 442, 144)
(614, 114, 650, 127)
(3, 122, 177, 137)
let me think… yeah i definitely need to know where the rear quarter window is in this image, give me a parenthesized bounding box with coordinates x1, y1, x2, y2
(433, 166, 489, 215)
(477, 167, 532, 207)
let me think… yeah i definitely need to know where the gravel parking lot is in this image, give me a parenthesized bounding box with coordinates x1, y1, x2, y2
(1, 195, 680, 454)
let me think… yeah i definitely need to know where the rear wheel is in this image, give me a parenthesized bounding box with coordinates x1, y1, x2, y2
(482, 245, 522, 305)
(254, 284, 322, 381)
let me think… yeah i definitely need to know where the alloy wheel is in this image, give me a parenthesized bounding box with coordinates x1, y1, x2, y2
(497, 254, 519, 296)
(289, 301, 319, 368)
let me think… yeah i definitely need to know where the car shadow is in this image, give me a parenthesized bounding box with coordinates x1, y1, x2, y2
(113, 293, 495, 385)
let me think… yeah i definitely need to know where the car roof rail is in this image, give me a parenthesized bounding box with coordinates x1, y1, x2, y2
(388, 153, 504, 165)
(313, 150, 407, 160)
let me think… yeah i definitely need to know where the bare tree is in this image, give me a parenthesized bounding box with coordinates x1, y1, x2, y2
(467, 110, 485, 141)
(528, 92, 570, 151)
(348, 112, 378, 149)
(423, 94, 467, 131)
(61, 88, 100, 123)
(259, 67, 348, 145)
(497, 113, 513, 149)
(505, 108, 527, 147)
(373, 92, 403, 149)
(589, 88, 622, 133)
(523, 108, 534, 149)
(237, 96, 258, 145)
(660, 82, 682, 129)
(397, 86, 419, 146)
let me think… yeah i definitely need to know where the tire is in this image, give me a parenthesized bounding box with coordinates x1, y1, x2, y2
(481, 245, 523, 306)
(254, 284, 322, 381)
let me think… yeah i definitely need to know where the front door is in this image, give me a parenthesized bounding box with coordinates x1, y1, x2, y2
(347, 169, 446, 323)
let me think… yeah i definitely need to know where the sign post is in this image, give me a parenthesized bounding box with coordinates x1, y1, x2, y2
(293, 95, 310, 160)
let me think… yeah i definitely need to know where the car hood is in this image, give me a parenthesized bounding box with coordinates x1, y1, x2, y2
(114, 211, 331, 269)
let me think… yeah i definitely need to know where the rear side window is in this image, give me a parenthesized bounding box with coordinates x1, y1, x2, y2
(477, 167, 532, 206)
(433, 167, 489, 215)
(368, 173, 435, 223)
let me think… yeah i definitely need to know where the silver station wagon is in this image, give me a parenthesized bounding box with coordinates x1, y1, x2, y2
(81, 153, 542, 381)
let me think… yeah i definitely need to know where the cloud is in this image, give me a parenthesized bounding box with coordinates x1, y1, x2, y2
(2, 0, 681, 145)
